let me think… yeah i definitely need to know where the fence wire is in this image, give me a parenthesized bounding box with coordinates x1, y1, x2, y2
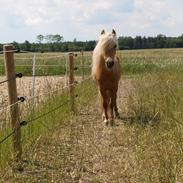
(0, 52, 91, 159)
(0, 99, 69, 145)
(0, 75, 93, 145)
(0, 73, 23, 85)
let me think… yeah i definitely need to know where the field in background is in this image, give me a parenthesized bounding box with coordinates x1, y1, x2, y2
(1, 48, 183, 76)
(1, 48, 183, 182)
(0, 52, 92, 76)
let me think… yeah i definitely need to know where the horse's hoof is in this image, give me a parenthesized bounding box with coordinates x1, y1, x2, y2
(115, 113, 121, 119)
(109, 119, 114, 126)
(103, 119, 109, 126)
(102, 114, 105, 120)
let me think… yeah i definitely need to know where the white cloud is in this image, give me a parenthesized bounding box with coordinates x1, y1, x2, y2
(25, 17, 44, 26)
(0, 0, 183, 42)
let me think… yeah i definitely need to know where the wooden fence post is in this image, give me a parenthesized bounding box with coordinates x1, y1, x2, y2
(3, 45, 22, 161)
(68, 53, 75, 113)
(81, 51, 84, 80)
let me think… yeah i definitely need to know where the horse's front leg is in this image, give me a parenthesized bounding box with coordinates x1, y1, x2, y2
(114, 85, 120, 119)
(100, 90, 109, 125)
(114, 95, 120, 119)
(109, 92, 115, 126)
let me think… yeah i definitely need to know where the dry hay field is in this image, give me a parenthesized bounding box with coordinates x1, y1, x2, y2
(0, 76, 66, 106)
(1, 49, 183, 182)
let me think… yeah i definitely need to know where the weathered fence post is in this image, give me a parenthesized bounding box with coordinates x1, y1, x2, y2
(3, 45, 22, 161)
(81, 51, 84, 80)
(68, 53, 75, 113)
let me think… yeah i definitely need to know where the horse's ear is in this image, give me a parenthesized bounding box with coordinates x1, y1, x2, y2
(112, 29, 116, 35)
(101, 30, 105, 35)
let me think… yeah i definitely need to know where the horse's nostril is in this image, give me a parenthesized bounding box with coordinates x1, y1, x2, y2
(106, 60, 114, 68)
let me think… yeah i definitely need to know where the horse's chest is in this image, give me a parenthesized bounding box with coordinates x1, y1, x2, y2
(97, 69, 117, 82)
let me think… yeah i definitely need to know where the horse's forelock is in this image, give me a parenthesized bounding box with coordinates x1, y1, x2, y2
(98, 32, 118, 51)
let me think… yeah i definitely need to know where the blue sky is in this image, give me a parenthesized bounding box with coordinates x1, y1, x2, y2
(0, 0, 183, 43)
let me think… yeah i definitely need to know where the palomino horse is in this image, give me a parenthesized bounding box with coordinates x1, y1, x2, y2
(92, 29, 121, 126)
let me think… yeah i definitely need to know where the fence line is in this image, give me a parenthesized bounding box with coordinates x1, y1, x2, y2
(0, 75, 92, 113)
(0, 46, 93, 165)
(0, 50, 18, 54)
(0, 100, 23, 113)
(0, 76, 92, 145)
(0, 73, 23, 85)
(14, 55, 66, 60)
(0, 64, 91, 67)
(0, 99, 69, 145)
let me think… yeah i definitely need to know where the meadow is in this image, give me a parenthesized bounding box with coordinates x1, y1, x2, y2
(1, 48, 183, 182)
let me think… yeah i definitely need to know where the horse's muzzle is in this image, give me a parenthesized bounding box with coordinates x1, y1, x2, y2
(106, 58, 114, 69)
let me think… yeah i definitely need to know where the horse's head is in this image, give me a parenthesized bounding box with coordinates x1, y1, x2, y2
(98, 29, 118, 69)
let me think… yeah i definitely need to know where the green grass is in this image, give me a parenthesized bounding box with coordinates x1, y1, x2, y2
(0, 78, 96, 174)
(117, 48, 183, 75)
(1, 49, 183, 76)
(0, 52, 92, 76)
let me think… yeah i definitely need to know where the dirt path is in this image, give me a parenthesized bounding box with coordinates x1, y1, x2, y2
(2, 78, 135, 183)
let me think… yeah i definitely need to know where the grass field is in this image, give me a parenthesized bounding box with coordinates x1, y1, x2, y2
(1, 48, 183, 76)
(0, 52, 92, 76)
(1, 48, 183, 182)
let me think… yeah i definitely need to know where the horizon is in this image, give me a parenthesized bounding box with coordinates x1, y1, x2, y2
(0, 0, 183, 43)
(2, 33, 183, 44)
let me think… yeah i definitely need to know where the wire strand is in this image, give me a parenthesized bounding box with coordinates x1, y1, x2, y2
(0, 50, 18, 54)
(0, 99, 69, 145)
(0, 100, 22, 113)
(25, 76, 92, 103)
(0, 73, 23, 85)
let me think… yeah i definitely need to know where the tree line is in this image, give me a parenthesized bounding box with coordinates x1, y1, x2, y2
(0, 34, 183, 53)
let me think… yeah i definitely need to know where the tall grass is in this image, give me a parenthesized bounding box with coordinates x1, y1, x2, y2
(1, 49, 183, 181)
(125, 71, 183, 182)
(0, 78, 96, 174)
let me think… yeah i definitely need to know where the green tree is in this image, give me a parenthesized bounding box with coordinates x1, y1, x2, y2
(36, 34, 44, 43)
(21, 40, 31, 51)
(45, 34, 53, 43)
(156, 34, 166, 48)
(45, 34, 63, 43)
(52, 34, 63, 43)
(134, 36, 142, 49)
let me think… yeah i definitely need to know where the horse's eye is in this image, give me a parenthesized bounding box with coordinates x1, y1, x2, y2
(114, 44, 117, 49)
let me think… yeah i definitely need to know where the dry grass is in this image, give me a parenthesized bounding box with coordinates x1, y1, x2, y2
(2, 73, 183, 183)
(1, 49, 183, 182)
(1, 78, 136, 183)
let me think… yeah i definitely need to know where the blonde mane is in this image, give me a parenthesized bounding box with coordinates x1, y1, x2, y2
(92, 31, 118, 78)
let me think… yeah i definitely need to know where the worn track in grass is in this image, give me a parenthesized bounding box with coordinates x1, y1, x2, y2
(2, 77, 135, 183)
